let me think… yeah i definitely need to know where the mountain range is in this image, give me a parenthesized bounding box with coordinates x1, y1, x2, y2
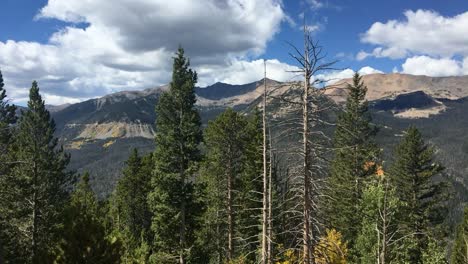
(46, 73, 468, 214)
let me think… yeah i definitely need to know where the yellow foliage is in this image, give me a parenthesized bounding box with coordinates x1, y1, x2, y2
(315, 229, 348, 264)
(275, 247, 300, 264)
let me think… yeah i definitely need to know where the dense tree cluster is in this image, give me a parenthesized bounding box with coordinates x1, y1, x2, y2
(0, 44, 463, 264)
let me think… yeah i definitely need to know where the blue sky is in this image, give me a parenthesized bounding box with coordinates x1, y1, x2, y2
(0, 0, 467, 105)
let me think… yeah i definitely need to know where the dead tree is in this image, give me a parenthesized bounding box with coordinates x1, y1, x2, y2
(270, 25, 338, 264)
(261, 60, 269, 264)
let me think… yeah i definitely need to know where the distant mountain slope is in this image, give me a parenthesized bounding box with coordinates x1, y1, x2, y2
(326, 73, 468, 103)
(47, 74, 468, 202)
(195, 81, 258, 100)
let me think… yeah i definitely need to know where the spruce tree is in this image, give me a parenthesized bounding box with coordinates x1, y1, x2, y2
(0, 69, 16, 148)
(200, 109, 263, 262)
(0, 69, 17, 263)
(388, 126, 446, 264)
(451, 206, 468, 264)
(201, 108, 247, 262)
(326, 73, 378, 246)
(113, 149, 153, 260)
(237, 109, 263, 260)
(148, 47, 204, 264)
(55, 172, 122, 263)
(0, 81, 73, 263)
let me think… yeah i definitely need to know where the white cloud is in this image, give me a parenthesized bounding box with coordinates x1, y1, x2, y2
(463, 57, 468, 75)
(197, 59, 301, 86)
(361, 10, 468, 59)
(316, 66, 383, 85)
(0, 0, 288, 104)
(359, 9, 468, 78)
(356, 51, 370, 61)
(358, 66, 383, 75)
(306, 0, 324, 10)
(356, 47, 407, 61)
(401, 56, 465, 77)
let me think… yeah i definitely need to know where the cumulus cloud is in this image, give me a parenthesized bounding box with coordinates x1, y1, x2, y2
(401, 56, 465, 77)
(38, 0, 285, 57)
(316, 66, 383, 85)
(358, 66, 384, 75)
(197, 59, 301, 86)
(359, 9, 468, 78)
(0, 0, 288, 104)
(360, 10, 468, 59)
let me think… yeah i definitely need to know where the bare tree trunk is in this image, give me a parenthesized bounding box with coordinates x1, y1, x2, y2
(267, 129, 273, 264)
(31, 161, 38, 263)
(302, 64, 311, 264)
(180, 174, 186, 264)
(179, 111, 186, 264)
(261, 60, 269, 264)
(227, 159, 233, 261)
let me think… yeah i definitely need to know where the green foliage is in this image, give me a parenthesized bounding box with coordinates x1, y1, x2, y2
(54, 172, 122, 263)
(148, 47, 205, 262)
(451, 205, 468, 264)
(236, 110, 263, 260)
(112, 149, 153, 260)
(355, 180, 403, 264)
(200, 108, 263, 262)
(388, 126, 446, 263)
(0, 69, 17, 262)
(421, 238, 447, 264)
(0, 69, 16, 146)
(0, 81, 73, 263)
(326, 73, 379, 249)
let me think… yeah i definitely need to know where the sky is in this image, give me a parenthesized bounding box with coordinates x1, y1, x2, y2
(0, 0, 468, 105)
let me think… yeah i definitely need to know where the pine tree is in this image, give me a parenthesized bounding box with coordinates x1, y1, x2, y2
(54, 172, 122, 263)
(200, 109, 263, 262)
(201, 108, 248, 262)
(451, 206, 468, 264)
(388, 126, 446, 264)
(0, 69, 16, 148)
(0, 69, 17, 263)
(326, 73, 378, 247)
(0, 81, 73, 263)
(112, 149, 153, 261)
(237, 110, 263, 260)
(148, 47, 204, 264)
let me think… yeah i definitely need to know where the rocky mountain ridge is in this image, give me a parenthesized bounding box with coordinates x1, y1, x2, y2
(43, 73, 468, 199)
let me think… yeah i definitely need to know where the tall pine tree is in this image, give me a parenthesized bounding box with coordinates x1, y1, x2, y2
(0, 69, 16, 148)
(200, 108, 263, 262)
(237, 110, 263, 261)
(388, 126, 446, 264)
(148, 48, 204, 264)
(112, 149, 153, 261)
(0, 69, 17, 263)
(0, 81, 74, 263)
(326, 73, 378, 248)
(201, 108, 248, 262)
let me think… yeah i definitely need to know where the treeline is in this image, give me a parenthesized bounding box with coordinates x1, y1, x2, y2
(0, 44, 467, 264)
